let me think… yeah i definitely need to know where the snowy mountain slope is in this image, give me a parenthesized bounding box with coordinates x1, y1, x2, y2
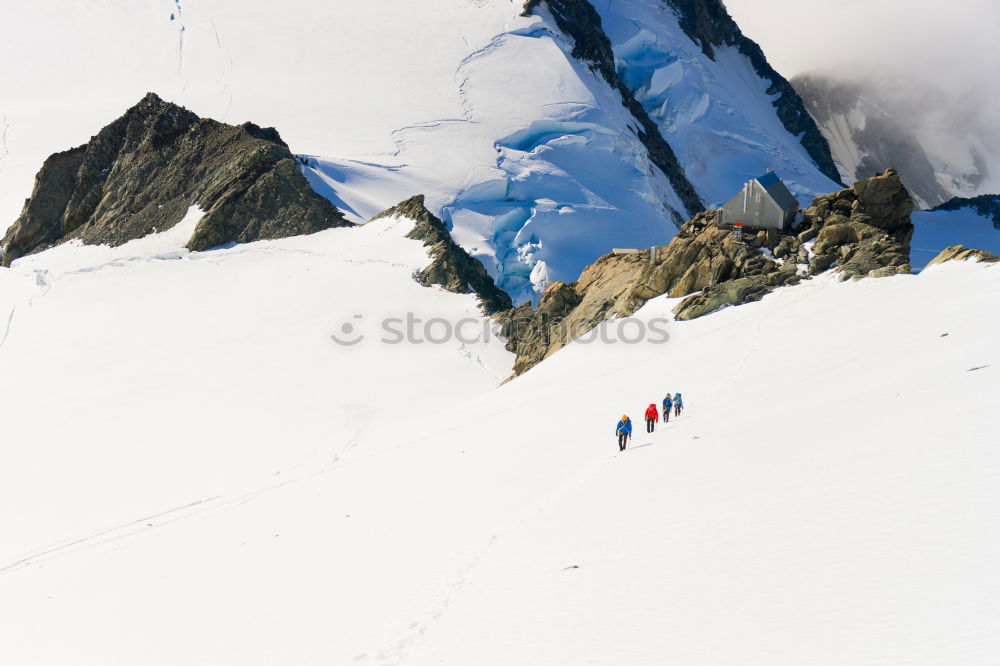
(308, 0, 845, 302)
(1, 230, 997, 664)
(1, 1, 690, 305)
(0, 209, 513, 570)
(3, 3, 999, 663)
(303, 4, 694, 303)
(0, 0, 523, 230)
(2, 0, 846, 305)
(594, 0, 842, 205)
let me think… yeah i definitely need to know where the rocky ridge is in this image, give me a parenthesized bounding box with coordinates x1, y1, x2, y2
(931, 195, 1000, 229)
(498, 168, 913, 376)
(925, 245, 1000, 267)
(371, 195, 513, 314)
(1, 93, 350, 266)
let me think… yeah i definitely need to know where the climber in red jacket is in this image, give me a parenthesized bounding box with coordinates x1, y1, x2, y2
(644, 403, 659, 433)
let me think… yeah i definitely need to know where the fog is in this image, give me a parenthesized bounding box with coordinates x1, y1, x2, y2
(724, 0, 1000, 194)
(724, 0, 999, 94)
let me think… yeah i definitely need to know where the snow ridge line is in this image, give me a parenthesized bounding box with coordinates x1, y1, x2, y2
(387, 119, 470, 159)
(451, 22, 550, 121)
(455, 30, 515, 121)
(381, 27, 522, 147)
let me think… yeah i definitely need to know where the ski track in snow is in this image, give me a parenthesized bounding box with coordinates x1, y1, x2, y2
(377, 434, 626, 666)
(0, 270, 52, 354)
(0, 497, 222, 575)
(0, 402, 377, 577)
(0, 307, 14, 348)
(209, 17, 222, 47)
(376, 533, 500, 666)
(457, 343, 503, 384)
(0, 218, 505, 587)
(0, 115, 9, 173)
(712, 274, 833, 387)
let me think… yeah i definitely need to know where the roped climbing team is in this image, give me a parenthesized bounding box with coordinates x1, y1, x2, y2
(616, 392, 683, 451)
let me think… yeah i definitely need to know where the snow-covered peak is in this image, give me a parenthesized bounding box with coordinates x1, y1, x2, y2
(0, 0, 845, 305)
(595, 0, 842, 205)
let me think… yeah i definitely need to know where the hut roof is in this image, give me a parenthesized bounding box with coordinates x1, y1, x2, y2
(754, 172, 799, 212)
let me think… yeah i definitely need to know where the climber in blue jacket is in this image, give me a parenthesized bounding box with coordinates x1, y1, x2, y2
(673, 392, 684, 417)
(662, 393, 673, 422)
(615, 414, 632, 451)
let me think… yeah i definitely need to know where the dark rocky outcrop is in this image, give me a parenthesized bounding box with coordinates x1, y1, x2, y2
(1, 93, 350, 266)
(371, 195, 513, 314)
(925, 245, 1000, 267)
(499, 169, 913, 375)
(664, 0, 841, 185)
(521, 0, 703, 221)
(932, 195, 1000, 229)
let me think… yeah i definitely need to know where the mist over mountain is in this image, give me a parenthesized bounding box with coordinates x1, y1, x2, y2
(792, 73, 998, 208)
(724, 0, 1000, 206)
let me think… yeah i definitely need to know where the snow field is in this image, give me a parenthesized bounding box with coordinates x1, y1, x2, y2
(0, 221, 997, 664)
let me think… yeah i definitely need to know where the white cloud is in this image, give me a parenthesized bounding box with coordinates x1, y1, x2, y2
(724, 0, 1000, 194)
(724, 0, 1000, 95)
